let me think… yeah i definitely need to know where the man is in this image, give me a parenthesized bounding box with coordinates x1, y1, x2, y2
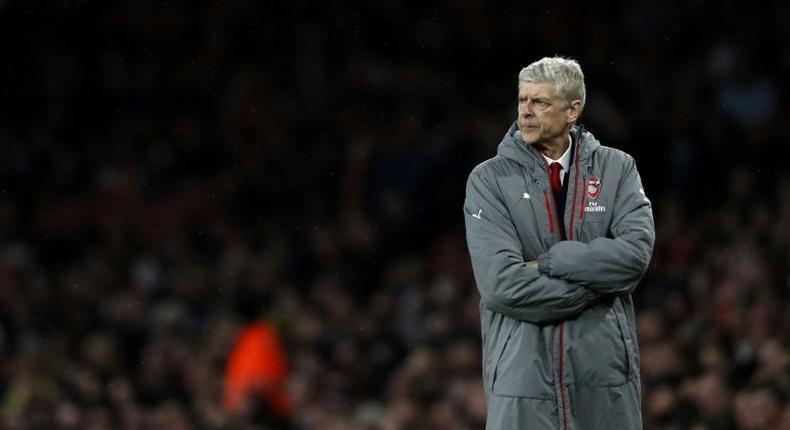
(464, 57, 654, 429)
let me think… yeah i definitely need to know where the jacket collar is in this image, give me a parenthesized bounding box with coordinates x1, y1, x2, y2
(497, 122, 600, 168)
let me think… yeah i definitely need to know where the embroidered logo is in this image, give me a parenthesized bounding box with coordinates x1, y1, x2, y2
(584, 201, 607, 213)
(586, 176, 601, 200)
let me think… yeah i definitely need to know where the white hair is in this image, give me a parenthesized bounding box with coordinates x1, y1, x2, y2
(518, 57, 586, 111)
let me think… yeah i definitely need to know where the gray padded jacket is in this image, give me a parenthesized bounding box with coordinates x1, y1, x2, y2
(464, 123, 655, 429)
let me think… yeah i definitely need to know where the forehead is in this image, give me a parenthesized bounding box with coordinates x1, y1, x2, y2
(518, 81, 557, 98)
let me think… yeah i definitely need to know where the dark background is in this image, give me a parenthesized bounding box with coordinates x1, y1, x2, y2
(0, 1, 788, 429)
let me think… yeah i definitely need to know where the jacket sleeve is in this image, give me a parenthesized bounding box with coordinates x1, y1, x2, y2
(464, 169, 598, 324)
(537, 155, 655, 295)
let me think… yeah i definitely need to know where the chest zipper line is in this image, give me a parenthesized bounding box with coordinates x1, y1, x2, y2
(567, 141, 582, 241)
(542, 191, 555, 234)
(559, 323, 568, 430)
(533, 143, 573, 430)
(560, 138, 582, 430)
(579, 184, 586, 220)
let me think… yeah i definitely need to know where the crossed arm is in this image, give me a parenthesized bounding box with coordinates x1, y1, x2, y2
(465, 170, 595, 324)
(537, 156, 654, 295)
(464, 157, 654, 324)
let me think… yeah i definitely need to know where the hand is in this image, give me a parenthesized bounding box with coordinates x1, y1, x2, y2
(527, 260, 538, 269)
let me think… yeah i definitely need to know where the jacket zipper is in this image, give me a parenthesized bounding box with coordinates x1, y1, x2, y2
(560, 138, 584, 430)
(559, 323, 568, 430)
(534, 135, 582, 430)
(544, 170, 571, 430)
(579, 183, 586, 220)
(557, 187, 569, 430)
(543, 191, 555, 234)
(559, 148, 581, 430)
(567, 141, 582, 240)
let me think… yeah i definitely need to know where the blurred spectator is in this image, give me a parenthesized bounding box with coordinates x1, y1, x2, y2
(224, 320, 291, 425)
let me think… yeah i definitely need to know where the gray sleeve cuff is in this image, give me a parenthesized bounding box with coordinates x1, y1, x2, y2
(537, 253, 552, 275)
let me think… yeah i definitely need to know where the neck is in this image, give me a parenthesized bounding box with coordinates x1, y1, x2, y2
(539, 133, 571, 160)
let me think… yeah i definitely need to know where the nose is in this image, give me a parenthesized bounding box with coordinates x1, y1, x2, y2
(519, 101, 533, 117)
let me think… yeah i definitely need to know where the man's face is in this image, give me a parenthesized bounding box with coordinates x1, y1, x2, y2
(517, 82, 576, 146)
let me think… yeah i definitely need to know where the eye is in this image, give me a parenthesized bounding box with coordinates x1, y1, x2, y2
(534, 100, 549, 108)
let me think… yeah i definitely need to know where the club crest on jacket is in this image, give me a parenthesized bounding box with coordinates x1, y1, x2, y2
(586, 176, 601, 200)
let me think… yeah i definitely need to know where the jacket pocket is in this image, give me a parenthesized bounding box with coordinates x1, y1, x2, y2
(492, 320, 555, 399)
(565, 302, 630, 387)
(485, 317, 515, 391)
(614, 297, 639, 378)
(611, 302, 633, 380)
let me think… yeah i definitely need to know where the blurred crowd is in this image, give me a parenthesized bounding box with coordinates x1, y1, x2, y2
(0, 1, 788, 429)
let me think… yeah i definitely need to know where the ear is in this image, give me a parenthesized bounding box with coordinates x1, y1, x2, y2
(566, 100, 582, 124)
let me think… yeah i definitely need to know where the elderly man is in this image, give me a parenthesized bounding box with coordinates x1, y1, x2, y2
(464, 57, 655, 429)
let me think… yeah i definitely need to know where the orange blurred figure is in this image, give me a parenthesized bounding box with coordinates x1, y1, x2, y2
(223, 321, 291, 419)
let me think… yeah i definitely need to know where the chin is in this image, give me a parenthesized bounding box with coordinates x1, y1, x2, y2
(520, 129, 538, 144)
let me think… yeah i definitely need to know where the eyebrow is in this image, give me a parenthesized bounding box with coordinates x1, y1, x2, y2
(519, 93, 550, 99)
(518, 95, 551, 101)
